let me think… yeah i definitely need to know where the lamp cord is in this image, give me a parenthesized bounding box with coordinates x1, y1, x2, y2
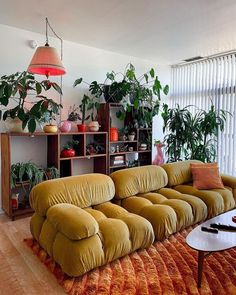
(45, 17, 63, 121)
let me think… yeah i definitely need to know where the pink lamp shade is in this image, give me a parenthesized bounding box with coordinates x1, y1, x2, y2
(28, 45, 66, 77)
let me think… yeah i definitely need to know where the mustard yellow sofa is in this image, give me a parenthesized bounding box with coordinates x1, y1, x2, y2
(110, 165, 208, 240)
(161, 160, 236, 218)
(30, 174, 154, 277)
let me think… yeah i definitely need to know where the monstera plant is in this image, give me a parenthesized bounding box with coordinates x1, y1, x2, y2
(0, 71, 62, 133)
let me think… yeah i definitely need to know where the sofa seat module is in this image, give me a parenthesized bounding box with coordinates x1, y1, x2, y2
(111, 165, 207, 240)
(161, 160, 236, 218)
(30, 174, 154, 277)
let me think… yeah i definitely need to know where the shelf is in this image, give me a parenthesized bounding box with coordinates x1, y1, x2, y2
(110, 140, 138, 144)
(110, 164, 127, 169)
(138, 150, 152, 153)
(12, 207, 34, 217)
(60, 131, 107, 135)
(60, 154, 107, 160)
(110, 151, 138, 155)
(3, 131, 107, 137)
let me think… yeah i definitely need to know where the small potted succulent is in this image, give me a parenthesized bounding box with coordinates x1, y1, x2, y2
(77, 95, 90, 132)
(126, 124, 136, 141)
(87, 96, 101, 132)
(60, 140, 79, 158)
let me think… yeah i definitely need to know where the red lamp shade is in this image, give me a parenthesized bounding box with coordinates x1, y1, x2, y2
(28, 45, 66, 77)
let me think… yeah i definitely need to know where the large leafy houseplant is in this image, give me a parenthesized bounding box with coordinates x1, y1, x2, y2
(0, 71, 62, 133)
(162, 103, 228, 163)
(74, 63, 169, 127)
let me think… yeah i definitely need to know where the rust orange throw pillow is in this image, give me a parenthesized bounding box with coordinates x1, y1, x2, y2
(190, 162, 224, 189)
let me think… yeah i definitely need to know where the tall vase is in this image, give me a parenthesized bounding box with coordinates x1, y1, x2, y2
(153, 143, 165, 165)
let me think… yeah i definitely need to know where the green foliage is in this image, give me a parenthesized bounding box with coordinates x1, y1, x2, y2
(11, 161, 44, 189)
(0, 71, 62, 133)
(74, 63, 169, 127)
(44, 166, 60, 180)
(67, 105, 80, 122)
(77, 94, 91, 124)
(162, 103, 229, 163)
(63, 140, 79, 150)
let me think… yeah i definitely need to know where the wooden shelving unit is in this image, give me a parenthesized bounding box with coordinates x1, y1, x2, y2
(97, 103, 152, 173)
(1, 131, 108, 220)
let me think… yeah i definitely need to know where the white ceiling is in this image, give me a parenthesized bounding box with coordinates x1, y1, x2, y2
(1, 0, 236, 64)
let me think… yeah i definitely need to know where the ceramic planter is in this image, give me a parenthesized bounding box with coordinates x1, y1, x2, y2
(77, 124, 86, 132)
(59, 120, 72, 132)
(43, 124, 58, 133)
(60, 149, 76, 158)
(139, 143, 147, 151)
(5, 117, 28, 133)
(128, 134, 135, 141)
(88, 121, 100, 132)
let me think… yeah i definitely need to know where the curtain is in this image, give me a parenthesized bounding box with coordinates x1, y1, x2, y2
(171, 55, 236, 175)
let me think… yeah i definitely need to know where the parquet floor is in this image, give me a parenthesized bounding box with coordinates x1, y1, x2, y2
(0, 214, 64, 295)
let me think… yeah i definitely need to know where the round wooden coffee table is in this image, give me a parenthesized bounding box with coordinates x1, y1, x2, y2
(186, 209, 236, 288)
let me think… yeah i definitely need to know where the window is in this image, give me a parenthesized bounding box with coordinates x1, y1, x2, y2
(171, 54, 236, 175)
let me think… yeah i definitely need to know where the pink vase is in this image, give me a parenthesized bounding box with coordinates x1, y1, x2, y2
(153, 143, 165, 165)
(59, 120, 72, 132)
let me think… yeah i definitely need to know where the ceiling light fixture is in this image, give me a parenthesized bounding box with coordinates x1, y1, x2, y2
(28, 17, 66, 78)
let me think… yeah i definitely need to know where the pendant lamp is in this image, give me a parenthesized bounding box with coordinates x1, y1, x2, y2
(28, 18, 66, 77)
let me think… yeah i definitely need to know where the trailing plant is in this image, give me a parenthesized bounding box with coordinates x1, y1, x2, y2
(11, 161, 44, 189)
(162, 103, 228, 163)
(0, 71, 62, 132)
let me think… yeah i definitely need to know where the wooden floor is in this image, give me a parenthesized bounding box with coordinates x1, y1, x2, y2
(0, 214, 64, 295)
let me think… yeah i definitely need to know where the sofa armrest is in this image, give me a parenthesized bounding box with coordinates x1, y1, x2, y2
(221, 174, 236, 189)
(47, 204, 99, 240)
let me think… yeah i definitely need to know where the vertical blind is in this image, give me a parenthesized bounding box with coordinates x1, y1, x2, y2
(171, 54, 236, 175)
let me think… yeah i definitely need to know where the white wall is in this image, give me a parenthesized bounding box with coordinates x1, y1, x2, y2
(0, 23, 170, 210)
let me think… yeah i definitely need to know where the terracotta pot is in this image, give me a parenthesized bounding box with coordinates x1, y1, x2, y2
(60, 149, 76, 158)
(43, 125, 58, 133)
(88, 121, 100, 132)
(77, 124, 87, 132)
(59, 120, 72, 132)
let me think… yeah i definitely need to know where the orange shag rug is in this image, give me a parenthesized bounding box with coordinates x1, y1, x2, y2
(24, 227, 236, 295)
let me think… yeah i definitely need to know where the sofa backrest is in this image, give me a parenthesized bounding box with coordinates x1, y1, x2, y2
(30, 174, 115, 216)
(110, 165, 168, 199)
(161, 160, 202, 187)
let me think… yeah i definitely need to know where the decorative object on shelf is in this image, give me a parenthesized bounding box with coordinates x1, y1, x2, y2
(5, 117, 28, 133)
(11, 193, 19, 210)
(11, 161, 44, 190)
(116, 145, 120, 153)
(119, 144, 128, 152)
(43, 124, 58, 133)
(60, 140, 79, 158)
(110, 127, 118, 141)
(161, 103, 228, 163)
(127, 160, 139, 168)
(139, 143, 147, 151)
(128, 147, 133, 152)
(0, 71, 62, 133)
(28, 17, 66, 77)
(128, 131, 135, 141)
(153, 140, 165, 166)
(59, 120, 72, 132)
(86, 142, 105, 155)
(110, 146, 116, 153)
(76, 95, 90, 132)
(88, 121, 100, 132)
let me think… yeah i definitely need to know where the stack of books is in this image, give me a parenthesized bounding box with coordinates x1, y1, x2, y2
(112, 156, 125, 166)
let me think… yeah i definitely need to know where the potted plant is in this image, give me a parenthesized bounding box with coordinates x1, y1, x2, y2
(60, 140, 79, 158)
(11, 161, 44, 190)
(87, 96, 101, 132)
(44, 166, 60, 180)
(77, 95, 90, 132)
(60, 105, 80, 132)
(86, 142, 105, 155)
(40, 101, 62, 133)
(0, 71, 62, 133)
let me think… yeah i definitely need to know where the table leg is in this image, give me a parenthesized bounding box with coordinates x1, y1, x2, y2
(197, 251, 205, 288)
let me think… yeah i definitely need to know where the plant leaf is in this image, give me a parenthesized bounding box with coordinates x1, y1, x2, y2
(73, 78, 83, 87)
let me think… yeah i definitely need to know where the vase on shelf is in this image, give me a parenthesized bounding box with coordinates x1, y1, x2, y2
(153, 143, 165, 165)
(59, 120, 72, 132)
